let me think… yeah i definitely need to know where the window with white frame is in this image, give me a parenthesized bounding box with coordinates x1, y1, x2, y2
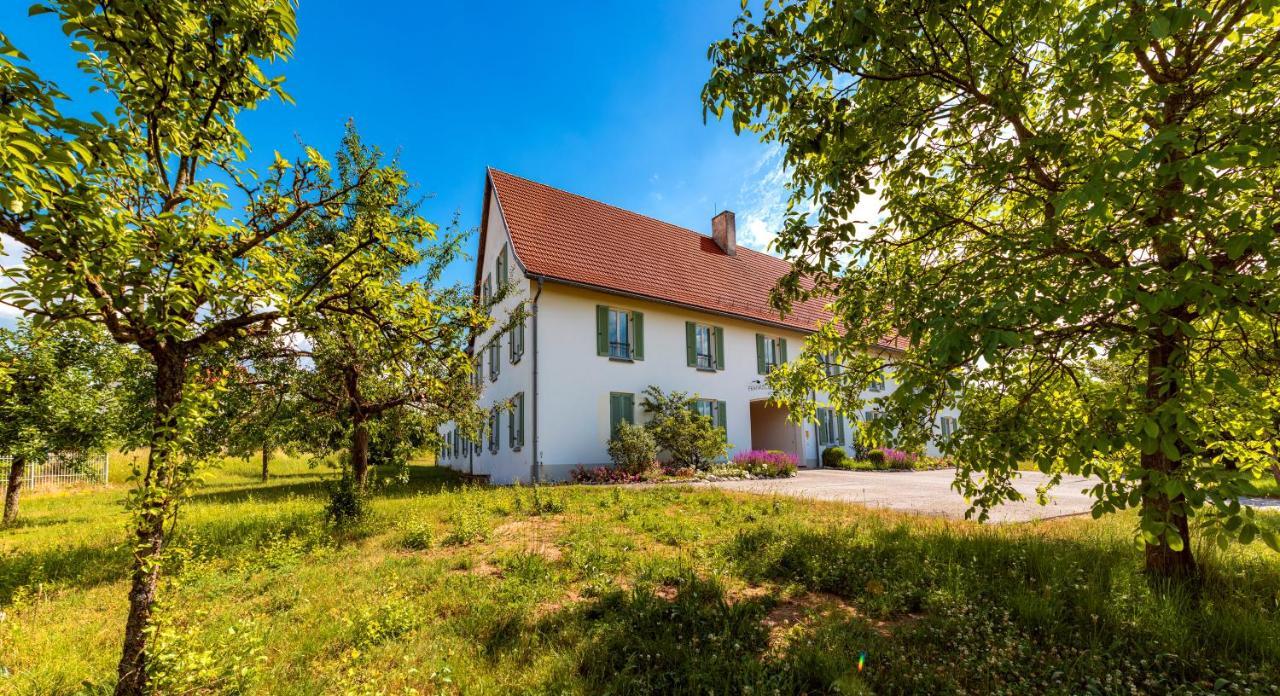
(608, 308, 631, 359)
(695, 324, 714, 369)
(496, 244, 508, 283)
(756, 334, 787, 374)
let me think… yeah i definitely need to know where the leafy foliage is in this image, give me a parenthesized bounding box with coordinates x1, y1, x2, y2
(704, 0, 1280, 574)
(607, 421, 659, 474)
(639, 386, 729, 471)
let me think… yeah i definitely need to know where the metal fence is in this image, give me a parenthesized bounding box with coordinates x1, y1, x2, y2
(0, 452, 110, 489)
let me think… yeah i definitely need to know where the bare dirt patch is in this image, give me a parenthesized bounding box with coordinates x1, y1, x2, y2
(493, 517, 566, 561)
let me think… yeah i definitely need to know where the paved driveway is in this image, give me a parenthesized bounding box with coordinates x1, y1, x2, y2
(702, 468, 1098, 523)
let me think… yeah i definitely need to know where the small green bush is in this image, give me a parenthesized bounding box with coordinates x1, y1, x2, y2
(865, 449, 887, 469)
(640, 386, 729, 470)
(822, 446, 849, 469)
(607, 421, 658, 474)
(324, 474, 368, 524)
(443, 506, 490, 546)
(397, 519, 434, 550)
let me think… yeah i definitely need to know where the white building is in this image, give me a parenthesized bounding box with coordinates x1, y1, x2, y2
(438, 169, 957, 483)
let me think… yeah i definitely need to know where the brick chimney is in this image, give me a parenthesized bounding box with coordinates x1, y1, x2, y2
(712, 210, 736, 256)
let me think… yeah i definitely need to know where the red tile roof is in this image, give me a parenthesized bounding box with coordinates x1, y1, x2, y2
(483, 168, 905, 349)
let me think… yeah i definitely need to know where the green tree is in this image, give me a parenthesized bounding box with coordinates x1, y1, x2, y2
(640, 386, 729, 470)
(288, 138, 486, 488)
(0, 4, 418, 691)
(704, 0, 1280, 577)
(0, 319, 131, 524)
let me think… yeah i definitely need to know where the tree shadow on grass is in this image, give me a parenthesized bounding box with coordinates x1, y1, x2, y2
(0, 541, 128, 605)
(188, 465, 465, 506)
(720, 519, 1280, 693)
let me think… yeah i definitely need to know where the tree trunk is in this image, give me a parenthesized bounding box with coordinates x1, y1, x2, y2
(1271, 461, 1280, 488)
(115, 352, 185, 696)
(261, 444, 270, 482)
(3, 455, 26, 525)
(1140, 336, 1196, 579)
(351, 418, 370, 487)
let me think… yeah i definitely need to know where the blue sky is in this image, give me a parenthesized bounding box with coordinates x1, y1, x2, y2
(1, 0, 795, 312)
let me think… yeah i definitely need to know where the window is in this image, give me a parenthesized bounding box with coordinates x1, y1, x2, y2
(609, 309, 630, 358)
(686, 322, 724, 370)
(452, 430, 460, 459)
(488, 406, 500, 453)
(496, 244, 509, 283)
(472, 355, 483, 389)
(694, 398, 728, 432)
(868, 371, 886, 392)
(481, 275, 492, 307)
(756, 334, 787, 374)
(939, 416, 958, 442)
(509, 392, 525, 449)
(488, 339, 500, 381)
(608, 392, 635, 437)
(509, 318, 525, 364)
(822, 351, 842, 377)
(597, 305, 644, 360)
(817, 408, 845, 446)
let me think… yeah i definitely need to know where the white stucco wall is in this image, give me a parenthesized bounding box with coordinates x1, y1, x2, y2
(437, 189, 535, 483)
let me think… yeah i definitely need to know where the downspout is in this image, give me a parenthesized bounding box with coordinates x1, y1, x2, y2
(530, 276, 544, 482)
(811, 388, 822, 468)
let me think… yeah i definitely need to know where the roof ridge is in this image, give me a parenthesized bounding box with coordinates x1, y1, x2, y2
(487, 167, 790, 267)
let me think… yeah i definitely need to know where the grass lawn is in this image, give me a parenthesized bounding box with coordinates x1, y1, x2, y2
(2, 457, 1279, 695)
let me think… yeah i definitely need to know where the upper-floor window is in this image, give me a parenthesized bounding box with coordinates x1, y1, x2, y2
(472, 355, 483, 389)
(481, 275, 493, 308)
(508, 392, 525, 450)
(756, 334, 788, 374)
(821, 351, 842, 377)
(868, 371, 886, 392)
(686, 322, 724, 370)
(488, 339, 500, 381)
(509, 318, 525, 364)
(496, 244, 509, 283)
(596, 305, 644, 361)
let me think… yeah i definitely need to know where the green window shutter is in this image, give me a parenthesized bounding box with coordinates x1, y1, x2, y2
(714, 327, 725, 370)
(836, 413, 846, 445)
(818, 409, 829, 445)
(609, 392, 635, 437)
(756, 334, 766, 374)
(716, 400, 727, 432)
(632, 311, 644, 360)
(779, 338, 788, 364)
(685, 321, 696, 367)
(596, 305, 609, 356)
(508, 402, 516, 449)
(518, 393, 526, 447)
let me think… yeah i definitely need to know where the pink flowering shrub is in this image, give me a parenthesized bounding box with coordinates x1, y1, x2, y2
(881, 448, 918, 468)
(569, 465, 646, 484)
(731, 450, 798, 478)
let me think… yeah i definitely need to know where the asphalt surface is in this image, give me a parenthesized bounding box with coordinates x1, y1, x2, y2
(702, 468, 1098, 522)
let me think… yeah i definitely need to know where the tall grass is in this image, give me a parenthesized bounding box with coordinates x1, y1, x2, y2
(0, 455, 1276, 694)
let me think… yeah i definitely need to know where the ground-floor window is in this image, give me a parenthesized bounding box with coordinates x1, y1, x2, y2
(817, 407, 845, 446)
(609, 392, 635, 437)
(488, 407, 500, 453)
(939, 415, 957, 442)
(694, 398, 727, 432)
